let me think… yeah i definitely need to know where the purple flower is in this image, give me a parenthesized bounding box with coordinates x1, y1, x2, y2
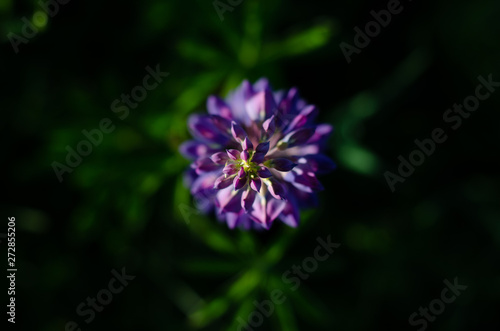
(180, 78, 335, 230)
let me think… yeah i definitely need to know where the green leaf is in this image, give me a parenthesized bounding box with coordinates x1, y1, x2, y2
(262, 21, 336, 61)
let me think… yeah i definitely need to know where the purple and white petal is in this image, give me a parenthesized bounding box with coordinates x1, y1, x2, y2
(207, 96, 233, 120)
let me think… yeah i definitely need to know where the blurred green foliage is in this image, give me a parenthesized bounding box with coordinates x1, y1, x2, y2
(2, 0, 500, 330)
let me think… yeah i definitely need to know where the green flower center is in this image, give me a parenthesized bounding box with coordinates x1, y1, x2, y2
(234, 151, 261, 180)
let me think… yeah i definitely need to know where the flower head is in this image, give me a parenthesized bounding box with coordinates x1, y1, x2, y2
(180, 78, 335, 230)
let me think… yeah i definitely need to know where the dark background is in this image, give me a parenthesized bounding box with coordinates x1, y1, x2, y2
(1, 0, 499, 330)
